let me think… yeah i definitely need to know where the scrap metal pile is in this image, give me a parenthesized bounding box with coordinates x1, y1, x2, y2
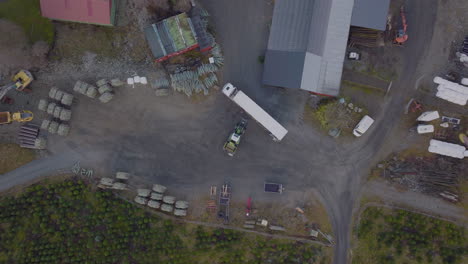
(382, 156, 465, 202)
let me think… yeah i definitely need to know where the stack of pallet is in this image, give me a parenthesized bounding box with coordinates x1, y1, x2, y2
(17, 123, 46, 149)
(461, 36, 468, 55)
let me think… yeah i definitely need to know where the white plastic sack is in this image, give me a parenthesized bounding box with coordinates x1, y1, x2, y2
(417, 111, 439, 122)
(417, 125, 434, 134)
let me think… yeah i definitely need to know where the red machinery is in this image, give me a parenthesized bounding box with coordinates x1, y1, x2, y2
(394, 6, 408, 45)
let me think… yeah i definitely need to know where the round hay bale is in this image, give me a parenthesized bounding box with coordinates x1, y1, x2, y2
(175, 201, 189, 209)
(110, 78, 125, 87)
(150, 192, 163, 201)
(161, 204, 174, 213)
(48, 121, 59, 134)
(57, 123, 70, 136)
(53, 106, 62, 118)
(59, 109, 72, 121)
(38, 99, 48, 111)
(73, 81, 82, 92)
(61, 93, 74, 106)
(54, 90, 64, 101)
(86, 86, 98, 98)
(174, 209, 187, 217)
(152, 184, 167, 194)
(48, 87, 58, 98)
(162, 196, 176, 205)
(34, 137, 47, 149)
(78, 82, 89, 94)
(99, 92, 114, 103)
(46, 102, 56, 115)
(98, 84, 112, 94)
(147, 200, 161, 209)
(41, 119, 51, 130)
(96, 79, 108, 87)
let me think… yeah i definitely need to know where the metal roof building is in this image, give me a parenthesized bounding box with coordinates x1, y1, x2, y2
(263, 0, 390, 96)
(40, 0, 117, 26)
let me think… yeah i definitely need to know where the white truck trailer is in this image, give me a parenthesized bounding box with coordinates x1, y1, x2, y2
(222, 83, 288, 141)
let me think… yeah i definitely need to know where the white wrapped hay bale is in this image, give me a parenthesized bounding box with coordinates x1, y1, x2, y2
(53, 105, 62, 118)
(99, 92, 114, 103)
(48, 121, 59, 134)
(61, 93, 74, 106)
(54, 90, 64, 101)
(38, 99, 48, 111)
(98, 84, 112, 94)
(49, 87, 59, 98)
(57, 123, 70, 136)
(46, 102, 56, 115)
(96, 79, 108, 87)
(41, 119, 51, 130)
(85, 86, 98, 98)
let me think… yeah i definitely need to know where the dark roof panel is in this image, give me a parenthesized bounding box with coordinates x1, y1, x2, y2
(267, 0, 314, 52)
(351, 0, 390, 30)
(263, 50, 306, 89)
(144, 26, 165, 59)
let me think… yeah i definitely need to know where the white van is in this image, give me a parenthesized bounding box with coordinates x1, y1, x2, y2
(353, 115, 374, 137)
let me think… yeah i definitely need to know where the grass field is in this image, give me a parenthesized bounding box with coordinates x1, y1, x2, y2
(0, 143, 35, 174)
(0, 0, 54, 43)
(0, 178, 331, 264)
(353, 207, 467, 264)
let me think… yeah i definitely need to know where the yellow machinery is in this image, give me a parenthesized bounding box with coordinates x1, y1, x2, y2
(0, 70, 34, 100)
(12, 70, 33, 91)
(0, 110, 34, 124)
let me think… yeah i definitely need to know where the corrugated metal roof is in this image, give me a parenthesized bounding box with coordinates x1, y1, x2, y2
(263, 50, 306, 89)
(263, 0, 354, 96)
(267, 0, 314, 52)
(144, 26, 166, 59)
(40, 0, 113, 25)
(190, 7, 214, 51)
(316, 0, 354, 96)
(351, 0, 390, 31)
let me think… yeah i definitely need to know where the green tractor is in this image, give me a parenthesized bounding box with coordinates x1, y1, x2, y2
(223, 119, 248, 156)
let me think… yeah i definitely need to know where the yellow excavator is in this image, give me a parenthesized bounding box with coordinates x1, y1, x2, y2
(0, 70, 34, 101)
(0, 110, 34, 124)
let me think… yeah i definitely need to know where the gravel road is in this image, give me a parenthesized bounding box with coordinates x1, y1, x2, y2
(0, 1, 448, 264)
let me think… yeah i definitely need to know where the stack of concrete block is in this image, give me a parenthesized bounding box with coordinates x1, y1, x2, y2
(40, 87, 74, 137)
(96, 79, 114, 103)
(74, 81, 98, 99)
(38, 99, 48, 111)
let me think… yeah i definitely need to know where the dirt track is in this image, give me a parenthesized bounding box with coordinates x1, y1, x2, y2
(1, 1, 466, 264)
